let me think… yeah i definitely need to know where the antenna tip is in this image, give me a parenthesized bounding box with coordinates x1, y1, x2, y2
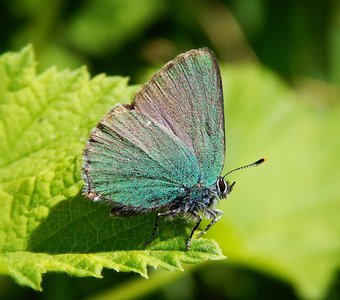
(255, 158, 266, 165)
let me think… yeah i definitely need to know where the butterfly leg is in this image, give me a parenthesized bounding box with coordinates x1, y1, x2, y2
(144, 208, 181, 246)
(196, 209, 223, 238)
(186, 211, 202, 250)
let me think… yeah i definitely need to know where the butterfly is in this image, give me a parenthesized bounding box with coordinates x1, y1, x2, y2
(82, 48, 264, 249)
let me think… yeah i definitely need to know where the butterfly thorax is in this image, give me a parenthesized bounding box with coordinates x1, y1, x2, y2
(183, 185, 218, 213)
(174, 177, 231, 215)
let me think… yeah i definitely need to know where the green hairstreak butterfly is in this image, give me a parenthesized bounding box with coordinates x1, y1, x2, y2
(82, 48, 264, 249)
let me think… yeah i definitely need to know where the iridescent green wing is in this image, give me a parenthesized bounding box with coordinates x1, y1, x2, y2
(135, 48, 225, 186)
(83, 104, 200, 210)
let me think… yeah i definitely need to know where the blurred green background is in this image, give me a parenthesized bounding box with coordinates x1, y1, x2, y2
(0, 0, 339, 299)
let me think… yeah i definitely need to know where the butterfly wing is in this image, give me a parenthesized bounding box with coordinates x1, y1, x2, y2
(83, 104, 200, 211)
(83, 48, 224, 212)
(134, 48, 225, 186)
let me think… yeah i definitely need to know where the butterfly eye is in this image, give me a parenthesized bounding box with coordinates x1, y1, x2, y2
(217, 178, 227, 196)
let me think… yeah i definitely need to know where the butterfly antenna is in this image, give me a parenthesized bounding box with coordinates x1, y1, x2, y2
(223, 158, 265, 179)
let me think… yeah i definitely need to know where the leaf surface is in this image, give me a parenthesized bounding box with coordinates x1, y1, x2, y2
(0, 46, 224, 291)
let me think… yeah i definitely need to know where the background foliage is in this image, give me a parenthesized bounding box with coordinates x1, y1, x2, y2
(0, 0, 340, 299)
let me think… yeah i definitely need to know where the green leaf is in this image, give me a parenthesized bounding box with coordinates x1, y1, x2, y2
(0, 46, 224, 291)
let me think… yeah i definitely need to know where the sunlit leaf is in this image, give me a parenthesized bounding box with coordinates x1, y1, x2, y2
(0, 46, 224, 290)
